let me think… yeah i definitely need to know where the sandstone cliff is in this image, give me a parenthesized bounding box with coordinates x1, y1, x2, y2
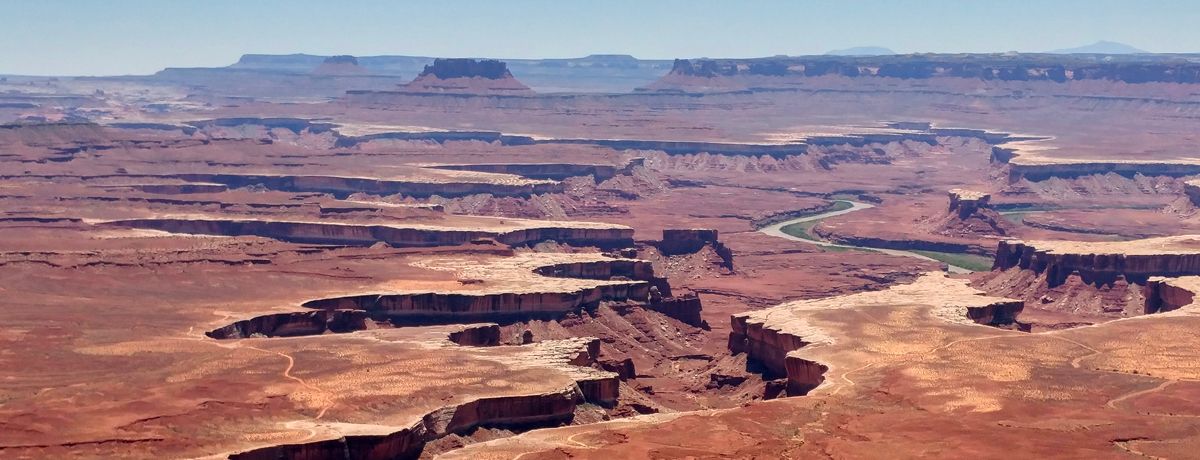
(993, 236, 1200, 287)
(103, 217, 635, 249)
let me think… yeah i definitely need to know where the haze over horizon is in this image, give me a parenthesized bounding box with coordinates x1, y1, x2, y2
(4, 0, 1198, 76)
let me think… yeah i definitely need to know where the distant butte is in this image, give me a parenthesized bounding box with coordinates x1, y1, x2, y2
(401, 58, 534, 94)
(310, 55, 370, 76)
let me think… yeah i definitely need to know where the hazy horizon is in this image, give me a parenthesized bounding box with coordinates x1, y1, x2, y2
(4, 0, 1198, 76)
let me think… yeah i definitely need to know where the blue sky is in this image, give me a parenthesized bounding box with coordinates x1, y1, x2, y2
(4, 0, 1197, 75)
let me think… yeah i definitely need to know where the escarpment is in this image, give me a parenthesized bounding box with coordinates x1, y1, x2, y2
(101, 217, 635, 249)
(206, 309, 374, 339)
(429, 162, 625, 181)
(1003, 158, 1200, 183)
(993, 236, 1200, 287)
(644, 54, 1200, 92)
(175, 172, 561, 198)
(302, 283, 651, 323)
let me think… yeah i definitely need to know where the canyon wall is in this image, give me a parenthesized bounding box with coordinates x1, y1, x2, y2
(1143, 277, 1199, 314)
(103, 218, 635, 249)
(302, 283, 651, 323)
(1005, 160, 1200, 183)
(176, 173, 562, 198)
(993, 239, 1200, 287)
(728, 313, 812, 378)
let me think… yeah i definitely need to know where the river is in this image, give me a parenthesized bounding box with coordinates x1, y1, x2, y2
(759, 200, 973, 274)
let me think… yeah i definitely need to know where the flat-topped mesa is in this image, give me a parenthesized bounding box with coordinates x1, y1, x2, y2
(401, 58, 533, 94)
(993, 236, 1200, 287)
(1003, 157, 1200, 183)
(311, 55, 370, 76)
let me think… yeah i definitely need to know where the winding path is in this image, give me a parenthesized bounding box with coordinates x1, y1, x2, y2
(759, 200, 972, 274)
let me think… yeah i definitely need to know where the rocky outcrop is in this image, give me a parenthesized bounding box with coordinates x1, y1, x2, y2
(993, 237, 1200, 287)
(931, 189, 1009, 237)
(205, 309, 371, 339)
(446, 323, 501, 346)
(102, 218, 635, 249)
(1143, 277, 1199, 314)
(1186, 180, 1200, 207)
(784, 357, 828, 395)
(658, 229, 718, 255)
(728, 313, 812, 378)
(963, 299, 1026, 327)
(656, 228, 734, 270)
(402, 59, 533, 94)
(729, 312, 827, 395)
(646, 293, 706, 328)
(949, 189, 990, 218)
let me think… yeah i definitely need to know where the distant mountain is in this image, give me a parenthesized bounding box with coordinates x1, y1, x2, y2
(825, 46, 896, 56)
(1048, 41, 1147, 54)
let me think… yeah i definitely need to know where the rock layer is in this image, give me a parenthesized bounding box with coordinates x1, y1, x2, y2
(102, 217, 635, 249)
(993, 236, 1200, 286)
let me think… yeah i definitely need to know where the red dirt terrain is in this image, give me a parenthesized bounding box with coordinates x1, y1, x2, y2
(4, 52, 1200, 459)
